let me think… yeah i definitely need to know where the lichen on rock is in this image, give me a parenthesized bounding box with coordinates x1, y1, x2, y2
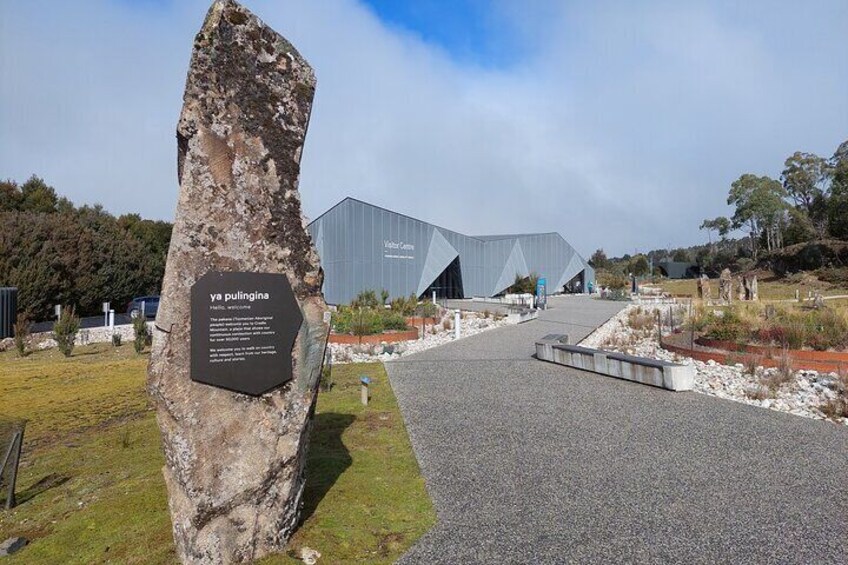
(147, 1, 329, 562)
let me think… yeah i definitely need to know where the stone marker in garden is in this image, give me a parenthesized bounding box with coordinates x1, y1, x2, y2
(719, 269, 732, 303)
(147, 1, 329, 562)
(750, 275, 758, 301)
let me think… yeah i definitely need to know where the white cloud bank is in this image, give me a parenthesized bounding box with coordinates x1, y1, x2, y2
(1, 0, 846, 256)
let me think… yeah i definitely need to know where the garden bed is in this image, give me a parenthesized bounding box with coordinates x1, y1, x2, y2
(328, 328, 419, 345)
(661, 333, 846, 373)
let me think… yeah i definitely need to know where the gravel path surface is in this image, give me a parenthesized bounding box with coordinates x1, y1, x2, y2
(386, 296, 848, 564)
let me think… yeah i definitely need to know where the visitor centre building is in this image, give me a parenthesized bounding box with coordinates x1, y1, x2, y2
(307, 197, 594, 305)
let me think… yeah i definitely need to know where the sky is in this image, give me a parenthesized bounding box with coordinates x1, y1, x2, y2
(1, 0, 846, 257)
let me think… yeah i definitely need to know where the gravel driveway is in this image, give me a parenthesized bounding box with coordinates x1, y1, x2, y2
(386, 296, 848, 564)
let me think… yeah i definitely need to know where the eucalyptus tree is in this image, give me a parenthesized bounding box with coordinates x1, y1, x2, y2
(727, 174, 788, 261)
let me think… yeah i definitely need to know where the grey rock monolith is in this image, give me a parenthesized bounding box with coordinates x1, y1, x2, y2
(147, 1, 329, 562)
(719, 269, 732, 303)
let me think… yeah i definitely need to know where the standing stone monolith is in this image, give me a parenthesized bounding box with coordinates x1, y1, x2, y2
(147, 1, 329, 562)
(719, 269, 732, 303)
(750, 275, 758, 301)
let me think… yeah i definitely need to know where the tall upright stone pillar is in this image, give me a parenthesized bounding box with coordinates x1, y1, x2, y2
(147, 1, 329, 562)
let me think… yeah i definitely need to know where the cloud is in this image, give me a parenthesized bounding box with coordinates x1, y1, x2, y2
(1, 0, 846, 256)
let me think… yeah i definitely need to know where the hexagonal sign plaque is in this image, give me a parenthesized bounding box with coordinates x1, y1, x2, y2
(190, 271, 303, 396)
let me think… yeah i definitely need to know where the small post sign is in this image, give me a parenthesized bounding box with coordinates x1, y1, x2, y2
(190, 271, 303, 396)
(536, 278, 547, 310)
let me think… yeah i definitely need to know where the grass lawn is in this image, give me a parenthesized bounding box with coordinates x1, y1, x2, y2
(657, 277, 848, 301)
(0, 344, 433, 563)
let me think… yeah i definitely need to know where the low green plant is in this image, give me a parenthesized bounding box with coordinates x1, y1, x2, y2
(596, 269, 629, 290)
(13, 312, 31, 357)
(380, 289, 390, 305)
(112, 333, 122, 347)
(133, 315, 150, 354)
(319, 364, 334, 392)
(705, 308, 751, 342)
(53, 306, 81, 357)
(415, 301, 438, 318)
(390, 294, 418, 316)
(351, 289, 380, 309)
(819, 366, 848, 420)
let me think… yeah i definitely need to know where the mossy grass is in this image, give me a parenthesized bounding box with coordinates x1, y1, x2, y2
(0, 346, 433, 563)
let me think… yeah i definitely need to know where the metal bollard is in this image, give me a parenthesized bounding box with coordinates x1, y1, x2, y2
(454, 310, 461, 339)
(360, 376, 370, 406)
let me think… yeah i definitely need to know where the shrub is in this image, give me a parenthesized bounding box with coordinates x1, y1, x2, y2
(627, 307, 655, 332)
(319, 364, 334, 392)
(133, 315, 150, 354)
(53, 306, 80, 357)
(381, 311, 408, 331)
(111, 333, 122, 347)
(761, 350, 795, 393)
(415, 301, 438, 318)
(596, 270, 629, 290)
(813, 308, 848, 350)
(380, 289, 389, 305)
(13, 312, 31, 357)
(741, 353, 761, 376)
(705, 308, 751, 342)
(390, 294, 418, 316)
(819, 366, 848, 420)
(332, 307, 384, 335)
(351, 290, 380, 310)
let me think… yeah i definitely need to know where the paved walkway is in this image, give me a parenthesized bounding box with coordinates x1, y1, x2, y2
(386, 296, 848, 564)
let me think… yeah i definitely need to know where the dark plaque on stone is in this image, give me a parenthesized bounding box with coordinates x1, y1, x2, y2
(190, 271, 303, 396)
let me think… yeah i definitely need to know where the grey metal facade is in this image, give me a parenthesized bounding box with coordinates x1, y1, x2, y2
(307, 198, 595, 305)
(0, 287, 18, 339)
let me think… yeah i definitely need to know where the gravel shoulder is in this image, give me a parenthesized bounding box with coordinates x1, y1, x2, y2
(387, 296, 848, 564)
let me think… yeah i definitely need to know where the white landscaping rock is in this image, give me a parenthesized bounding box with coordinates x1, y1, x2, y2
(330, 313, 508, 364)
(580, 303, 847, 426)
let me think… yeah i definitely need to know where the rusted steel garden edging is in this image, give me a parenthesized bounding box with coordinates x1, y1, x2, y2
(405, 316, 438, 327)
(695, 337, 848, 363)
(661, 336, 846, 373)
(329, 328, 419, 345)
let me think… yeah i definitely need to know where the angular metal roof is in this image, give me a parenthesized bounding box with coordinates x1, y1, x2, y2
(307, 197, 594, 304)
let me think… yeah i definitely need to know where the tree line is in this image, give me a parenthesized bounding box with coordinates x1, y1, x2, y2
(702, 139, 848, 261)
(589, 138, 848, 282)
(0, 176, 172, 321)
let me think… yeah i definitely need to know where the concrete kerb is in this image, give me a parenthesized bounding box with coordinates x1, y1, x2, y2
(536, 340, 694, 391)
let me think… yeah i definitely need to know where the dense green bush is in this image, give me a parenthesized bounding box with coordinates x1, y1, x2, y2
(415, 301, 438, 318)
(13, 312, 31, 357)
(53, 306, 80, 357)
(332, 293, 414, 336)
(133, 316, 150, 354)
(706, 304, 848, 351)
(704, 309, 750, 342)
(390, 294, 418, 316)
(0, 176, 172, 321)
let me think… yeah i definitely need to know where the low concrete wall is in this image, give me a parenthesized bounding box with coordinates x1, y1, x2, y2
(535, 336, 693, 391)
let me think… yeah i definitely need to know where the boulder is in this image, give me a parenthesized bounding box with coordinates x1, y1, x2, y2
(147, 1, 329, 562)
(0, 537, 27, 556)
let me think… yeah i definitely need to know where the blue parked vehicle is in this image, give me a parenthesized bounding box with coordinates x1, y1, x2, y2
(127, 296, 160, 319)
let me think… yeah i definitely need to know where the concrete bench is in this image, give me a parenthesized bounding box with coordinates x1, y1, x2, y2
(535, 337, 693, 391)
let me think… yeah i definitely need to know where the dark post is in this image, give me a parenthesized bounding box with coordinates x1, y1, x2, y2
(656, 310, 662, 345)
(689, 299, 695, 349)
(1, 422, 25, 510)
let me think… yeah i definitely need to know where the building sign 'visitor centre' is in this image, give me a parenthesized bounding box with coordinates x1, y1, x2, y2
(308, 198, 594, 305)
